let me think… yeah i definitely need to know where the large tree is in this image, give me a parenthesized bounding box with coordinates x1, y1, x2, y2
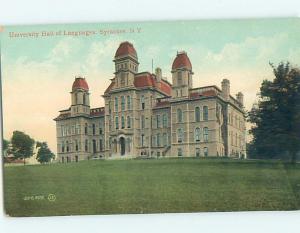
(36, 142, 55, 164)
(11, 131, 35, 165)
(248, 62, 300, 163)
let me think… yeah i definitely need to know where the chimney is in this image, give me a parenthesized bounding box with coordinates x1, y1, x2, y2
(221, 79, 230, 101)
(236, 92, 244, 106)
(155, 67, 162, 82)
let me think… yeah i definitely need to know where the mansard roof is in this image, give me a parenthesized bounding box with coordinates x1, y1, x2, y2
(54, 107, 104, 121)
(172, 51, 192, 70)
(115, 41, 137, 59)
(72, 77, 89, 91)
(104, 72, 172, 96)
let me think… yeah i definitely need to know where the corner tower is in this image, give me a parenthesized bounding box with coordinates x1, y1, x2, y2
(70, 76, 90, 116)
(113, 41, 139, 89)
(171, 51, 193, 99)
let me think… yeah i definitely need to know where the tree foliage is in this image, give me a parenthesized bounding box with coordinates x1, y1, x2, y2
(36, 142, 55, 164)
(248, 62, 300, 163)
(11, 131, 35, 163)
(3, 139, 9, 151)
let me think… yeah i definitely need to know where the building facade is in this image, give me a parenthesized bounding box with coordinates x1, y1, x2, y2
(54, 41, 246, 162)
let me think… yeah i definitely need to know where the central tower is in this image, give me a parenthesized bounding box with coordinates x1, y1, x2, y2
(171, 51, 193, 99)
(113, 41, 139, 89)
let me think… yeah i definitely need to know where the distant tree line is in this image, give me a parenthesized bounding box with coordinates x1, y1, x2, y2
(2, 131, 55, 164)
(247, 62, 300, 163)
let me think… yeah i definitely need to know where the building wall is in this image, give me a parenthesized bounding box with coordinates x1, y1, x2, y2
(56, 116, 105, 162)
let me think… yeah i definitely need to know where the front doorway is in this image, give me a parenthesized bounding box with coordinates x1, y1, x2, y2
(120, 137, 125, 156)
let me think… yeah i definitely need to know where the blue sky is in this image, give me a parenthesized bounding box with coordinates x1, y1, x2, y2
(1, 18, 300, 152)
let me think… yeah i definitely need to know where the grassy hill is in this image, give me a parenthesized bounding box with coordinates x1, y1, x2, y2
(3, 158, 300, 217)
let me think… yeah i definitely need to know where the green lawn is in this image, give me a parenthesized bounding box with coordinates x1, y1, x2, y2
(3, 158, 300, 217)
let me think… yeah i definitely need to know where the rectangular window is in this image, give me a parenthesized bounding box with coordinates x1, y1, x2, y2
(163, 114, 168, 127)
(115, 97, 118, 112)
(141, 115, 145, 129)
(163, 133, 167, 146)
(99, 139, 103, 151)
(121, 115, 125, 129)
(203, 127, 209, 142)
(92, 124, 96, 135)
(156, 115, 161, 128)
(127, 96, 131, 110)
(177, 128, 183, 143)
(141, 95, 145, 110)
(115, 116, 119, 129)
(85, 139, 88, 152)
(196, 148, 200, 157)
(178, 148, 183, 157)
(141, 134, 144, 147)
(84, 124, 88, 135)
(204, 147, 208, 157)
(157, 133, 160, 147)
(203, 106, 208, 121)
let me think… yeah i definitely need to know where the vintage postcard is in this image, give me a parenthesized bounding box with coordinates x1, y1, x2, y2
(1, 18, 299, 217)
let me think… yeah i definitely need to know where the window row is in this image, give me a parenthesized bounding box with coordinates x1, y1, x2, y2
(177, 106, 209, 123)
(177, 147, 209, 157)
(177, 127, 209, 143)
(115, 115, 132, 129)
(114, 96, 132, 112)
(228, 113, 244, 129)
(60, 123, 103, 136)
(61, 139, 104, 153)
(230, 131, 243, 147)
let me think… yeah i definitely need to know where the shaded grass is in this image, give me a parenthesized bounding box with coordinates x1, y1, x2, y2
(3, 158, 300, 217)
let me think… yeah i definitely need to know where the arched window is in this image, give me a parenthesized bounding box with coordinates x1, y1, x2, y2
(127, 116, 131, 128)
(177, 108, 183, 123)
(195, 127, 201, 142)
(203, 106, 208, 121)
(121, 115, 125, 129)
(195, 107, 200, 122)
(203, 127, 209, 142)
(127, 96, 131, 110)
(121, 96, 125, 111)
(177, 128, 183, 143)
